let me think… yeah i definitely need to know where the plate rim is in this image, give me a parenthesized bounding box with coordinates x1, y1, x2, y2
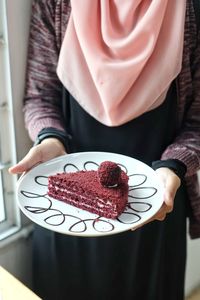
(16, 151, 164, 237)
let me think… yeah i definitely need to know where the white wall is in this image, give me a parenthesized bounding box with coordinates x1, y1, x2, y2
(1, 0, 200, 296)
(185, 172, 200, 295)
(186, 236, 200, 294)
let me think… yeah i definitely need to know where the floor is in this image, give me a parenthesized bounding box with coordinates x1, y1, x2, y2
(186, 287, 200, 300)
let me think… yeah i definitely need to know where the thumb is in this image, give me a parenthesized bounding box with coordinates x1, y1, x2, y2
(9, 146, 42, 174)
(163, 172, 181, 211)
(155, 167, 181, 212)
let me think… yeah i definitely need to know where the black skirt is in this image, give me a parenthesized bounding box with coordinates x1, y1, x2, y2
(33, 83, 188, 300)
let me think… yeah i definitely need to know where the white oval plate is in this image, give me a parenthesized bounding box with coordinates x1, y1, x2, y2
(17, 152, 164, 237)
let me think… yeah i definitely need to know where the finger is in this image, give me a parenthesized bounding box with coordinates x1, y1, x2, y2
(151, 200, 171, 221)
(130, 212, 166, 231)
(130, 215, 154, 230)
(153, 205, 167, 221)
(9, 146, 42, 174)
(154, 212, 166, 221)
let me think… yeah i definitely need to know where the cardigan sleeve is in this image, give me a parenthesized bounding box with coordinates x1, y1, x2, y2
(161, 28, 200, 177)
(23, 0, 70, 141)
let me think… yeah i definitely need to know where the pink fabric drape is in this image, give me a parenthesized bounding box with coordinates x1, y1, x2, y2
(57, 0, 186, 126)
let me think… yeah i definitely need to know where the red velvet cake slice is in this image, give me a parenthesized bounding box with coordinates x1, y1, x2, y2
(47, 161, 129, 219)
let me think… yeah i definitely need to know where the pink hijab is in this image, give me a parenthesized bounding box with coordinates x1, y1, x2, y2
(57, 0, 186, 126)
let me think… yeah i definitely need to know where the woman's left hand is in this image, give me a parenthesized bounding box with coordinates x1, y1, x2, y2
(131, 167, 181, 231)
(151, 167, 181, 221)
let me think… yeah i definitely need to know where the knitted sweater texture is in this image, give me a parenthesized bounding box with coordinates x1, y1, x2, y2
(23, 0, 200, 238)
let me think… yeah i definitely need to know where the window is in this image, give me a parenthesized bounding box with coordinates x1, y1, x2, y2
(0, 0, 21, 239)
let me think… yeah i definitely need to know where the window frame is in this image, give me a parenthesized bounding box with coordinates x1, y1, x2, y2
(0, 0, 22, 240)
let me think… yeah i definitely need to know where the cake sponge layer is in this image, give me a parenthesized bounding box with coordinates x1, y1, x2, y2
(47, 169, 129, 219)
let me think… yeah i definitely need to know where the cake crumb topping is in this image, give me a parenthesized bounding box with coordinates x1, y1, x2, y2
(98, 161, 121, 187)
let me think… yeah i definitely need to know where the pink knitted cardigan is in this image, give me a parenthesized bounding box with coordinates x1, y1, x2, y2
(23, 0, 200, 238)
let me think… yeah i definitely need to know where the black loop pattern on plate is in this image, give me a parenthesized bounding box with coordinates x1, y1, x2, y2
(35, 176, 48, 186)
(64, 163, 80, 173)
(20, 160, 158, 234)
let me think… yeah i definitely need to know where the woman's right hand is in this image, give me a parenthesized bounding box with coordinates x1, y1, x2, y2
(9, 138, 67, 175)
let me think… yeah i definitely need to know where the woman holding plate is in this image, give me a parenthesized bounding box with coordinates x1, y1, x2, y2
(10, 1, 200, 299)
